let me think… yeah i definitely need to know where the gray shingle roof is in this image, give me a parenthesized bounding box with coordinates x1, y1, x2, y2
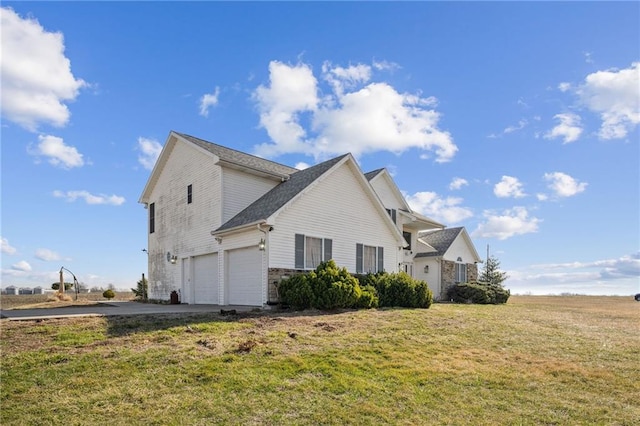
(177, 132, 297, 177)
(214, 154, 349, 233)
(364, 168, 385, 181)
(415, 227, 464, 258)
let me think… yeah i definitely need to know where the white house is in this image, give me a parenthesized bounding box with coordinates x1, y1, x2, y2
(414, 227, 482, 300)
(139, 131, 479, 306)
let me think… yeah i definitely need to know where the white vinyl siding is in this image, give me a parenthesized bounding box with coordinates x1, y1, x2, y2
(222, 168, 279, 223)
(146, 138, 223, 300)
(269, 160, 400, 274)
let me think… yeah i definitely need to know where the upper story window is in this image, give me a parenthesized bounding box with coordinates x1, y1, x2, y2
(149, 203, 155, 234)
(187, 184, 193, 204)
(356, 243, 384, 274)
(385, 208, 397, 224)
(295, 234, 333, 269)
(403, 231, 412, 251)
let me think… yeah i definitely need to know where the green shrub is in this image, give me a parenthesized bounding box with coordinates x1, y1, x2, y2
(278, 273, 313, 310)
(310, 260, 361, 310)
(447, 282, 510, 304)
(355, 285, 379, 309)
(103, 289, 115, 299)
(374, 272, 432, 308)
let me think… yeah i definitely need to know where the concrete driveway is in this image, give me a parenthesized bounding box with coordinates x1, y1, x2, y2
(0, 301, 256, 321)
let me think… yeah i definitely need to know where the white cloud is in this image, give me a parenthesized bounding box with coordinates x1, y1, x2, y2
(253, 60, 457, 163)
(504, 119, 528, 134)
(543, 172, 587, 197)
(35, 248, 61, 261)
(577, 62, 640, 140)
(532, 252, 640, 278)
(583, 52, 594, 64)
(28, 134, 84, 169)
(294, 162, 310, 170)
(1, 237, 17, 255)
(137, 137, 162, 170)
(545, 113, 583, 143)
(494, 176, 526, 198)
(404, 191, 473, 224)
(253, 61, 319, 157)
(536, 193, 549, 202)
(322, 61, 372, 97)
(199, 87, 220, 117)
(53, 190, 125, 205)
(0, 7, 86, 131)
(449, 177, 469, 190)
(472, 207, 541, 240)
(558, 82, 571, 92)
(12, 260, 32, 272)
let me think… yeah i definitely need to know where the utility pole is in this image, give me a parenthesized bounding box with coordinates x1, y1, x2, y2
(59, 268, 65, 295)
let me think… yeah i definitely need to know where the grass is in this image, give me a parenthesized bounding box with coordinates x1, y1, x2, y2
(0, 292, 134, 310)
(1, 296, 638, 425)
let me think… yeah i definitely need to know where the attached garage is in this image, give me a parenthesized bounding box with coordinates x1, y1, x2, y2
(226, 247, 263, 306)
(192, 253, 218, 304)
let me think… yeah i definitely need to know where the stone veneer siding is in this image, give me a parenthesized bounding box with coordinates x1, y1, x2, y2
(440, 260, 478, 300)
(267, 268, 307, 303)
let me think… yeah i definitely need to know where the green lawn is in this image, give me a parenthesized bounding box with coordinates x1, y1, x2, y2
(1, 296, 638, 425)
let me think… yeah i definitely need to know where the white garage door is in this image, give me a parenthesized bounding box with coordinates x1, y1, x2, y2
(227, 247, 262, 306)
(193, 253, 218, 304)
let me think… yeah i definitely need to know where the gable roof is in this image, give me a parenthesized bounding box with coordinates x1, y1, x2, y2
(139, 131, 297, 204)
(415, 227, 464, 257)
(214, 154, 349, 233)
(415, 227, 481, 262)
(176, 132, 297, 177)
(365, 167, 445, 230)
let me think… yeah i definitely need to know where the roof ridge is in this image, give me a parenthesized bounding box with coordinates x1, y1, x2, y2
(175, 131, 298, 173)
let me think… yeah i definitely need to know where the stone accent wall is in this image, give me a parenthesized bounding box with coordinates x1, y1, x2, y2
(440, 260, 479, 300)
(467, 263, 478, 282)
(441, 260, 456, 298)
(267, 268, 306, 304)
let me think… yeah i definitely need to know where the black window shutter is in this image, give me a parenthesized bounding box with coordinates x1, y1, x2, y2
(392, 209, 397, 224)
(377, 247, 384, 272)
(324, 239, 332, 261)
(295, 234, 305, 269)
(356, 243, 363, 274)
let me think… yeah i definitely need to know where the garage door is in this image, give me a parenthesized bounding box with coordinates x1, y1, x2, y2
(227, 247, 262, 306)
(193, 253, 218, 304)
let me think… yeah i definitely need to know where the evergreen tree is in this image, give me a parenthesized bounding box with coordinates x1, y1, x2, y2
(479, 255, 509, 287)
(131, 276, 148, 300)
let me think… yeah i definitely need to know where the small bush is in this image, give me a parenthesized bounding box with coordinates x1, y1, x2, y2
(355, 285, 379, 309)
(278, 273, 313, 310)
(447, 282, 510, 304)
(374, 272, 433, 308)
(103, 289, 116, 300)
(310, 260, 361, 310)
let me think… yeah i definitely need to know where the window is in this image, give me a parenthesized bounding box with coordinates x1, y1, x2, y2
(295, 234, 332, 269)
(149, 203, 155, 234)
(455, 257, 467, 283)
(187, 184, 192, 204)
(356, 244, 384, 273)
(385, 208, 397, 224)
(403, 231, 412, 251)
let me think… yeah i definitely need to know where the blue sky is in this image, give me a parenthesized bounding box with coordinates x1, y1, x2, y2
(1, 2, 638, 295)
